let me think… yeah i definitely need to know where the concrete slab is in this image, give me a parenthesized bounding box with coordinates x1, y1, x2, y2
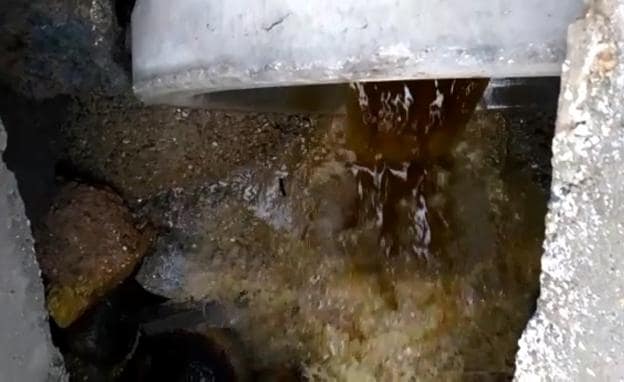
(0, 118, 65, 381)
(515, 1, 624, 379)
(132, 0, 585, 106)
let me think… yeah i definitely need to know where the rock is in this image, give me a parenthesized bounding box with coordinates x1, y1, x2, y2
(121, 330, 250, 382)
(36, 182, 153, 328)
(61, 355, 110, 382)
(0, 0, 129, 98)
(515, 1, 624, 380)
(59, 97, 317, 202)
(254, 367, 302, 382)
(0, 117, 66, 380)
(57, 280, 166, 379)
(63, 293, 138, 365)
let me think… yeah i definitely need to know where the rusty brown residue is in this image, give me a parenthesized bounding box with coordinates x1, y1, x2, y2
(596, 45, 618, 75)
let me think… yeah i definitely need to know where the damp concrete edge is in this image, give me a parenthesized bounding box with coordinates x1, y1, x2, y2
(515, 0, 624, 379)
(131, 0, 584, 107)
(0, 117, 66, 381)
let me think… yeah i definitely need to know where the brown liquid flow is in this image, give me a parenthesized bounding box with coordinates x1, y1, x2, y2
(344, 79, 488, 262)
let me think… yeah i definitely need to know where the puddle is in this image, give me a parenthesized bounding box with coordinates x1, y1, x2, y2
(132, 79, 552, 380)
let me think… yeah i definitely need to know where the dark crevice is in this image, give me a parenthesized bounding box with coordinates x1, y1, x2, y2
(0, 85, 70, 224)
(112, 0, 136, 77)
(120, 331, 238, 382)
(54, 159, 128, 200)
(114, 0, 136, 28)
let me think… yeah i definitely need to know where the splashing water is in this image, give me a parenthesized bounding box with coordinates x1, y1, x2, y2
(343, 80, 488, 265)
(136, 78, 550, 381)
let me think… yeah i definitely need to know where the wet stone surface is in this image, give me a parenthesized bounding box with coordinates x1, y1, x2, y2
(123, 80, 555, 380)
(59, 94, 316, 202)
(0, 21, 558, 372)
(35, 182, 153, 328)
(0, 1, 558, 380)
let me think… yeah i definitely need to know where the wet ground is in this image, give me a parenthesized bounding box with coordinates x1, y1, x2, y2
(0, 2, 557, 380)
(20, 78, 554, 381)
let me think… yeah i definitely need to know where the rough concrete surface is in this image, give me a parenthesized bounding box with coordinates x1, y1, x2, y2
(515, 0, 624, 380)
(133, 0, 584, 106)
(0, 118, 65, 381)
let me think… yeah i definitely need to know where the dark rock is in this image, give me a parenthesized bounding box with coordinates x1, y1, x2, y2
(121, 331, 249, 382)
(56, 280, 165, 380)
(254, 367, 302, 382)
(62, 294, 137, 365)
(0, 0, 130, 98)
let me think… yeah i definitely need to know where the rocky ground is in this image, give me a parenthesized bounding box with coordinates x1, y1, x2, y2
(0, 1, 557, 381)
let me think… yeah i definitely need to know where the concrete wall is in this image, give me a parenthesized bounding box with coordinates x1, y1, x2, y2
(132, 0, 584, 106)
(515, 0, 624, 379)
(0, 118, 65, 381)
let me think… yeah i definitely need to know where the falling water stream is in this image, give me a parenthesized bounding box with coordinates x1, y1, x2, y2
(340, 80, 489, 308)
